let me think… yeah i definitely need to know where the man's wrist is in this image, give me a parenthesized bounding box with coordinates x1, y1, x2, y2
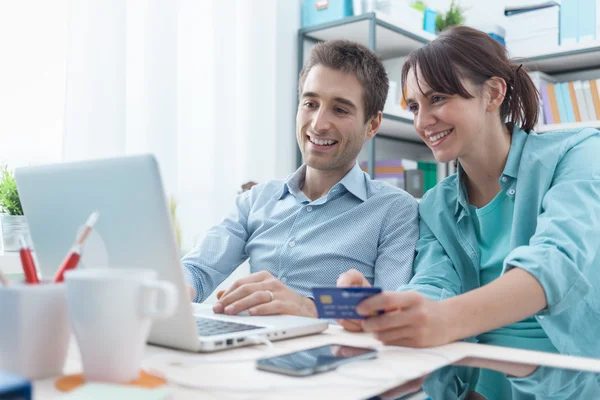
(303, 297, 318, 318)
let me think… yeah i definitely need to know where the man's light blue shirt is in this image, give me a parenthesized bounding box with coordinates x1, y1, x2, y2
(182, 162, 419, 303)
(402, 125, 600, 358)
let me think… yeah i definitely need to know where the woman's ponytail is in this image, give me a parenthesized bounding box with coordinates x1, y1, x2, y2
(504, 63, 539, 132)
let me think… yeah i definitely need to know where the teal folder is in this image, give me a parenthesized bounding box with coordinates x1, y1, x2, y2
(578, 0, 596, 42)
(560, 0, 579, 44)
(555, 83, 568, 123)
(559, 82, 576, 123)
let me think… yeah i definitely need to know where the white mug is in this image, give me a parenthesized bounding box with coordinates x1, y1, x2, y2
(64, 268, 178, 383)
(0, 283, 70, 379)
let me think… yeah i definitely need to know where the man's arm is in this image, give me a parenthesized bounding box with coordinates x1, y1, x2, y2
(373, 195, 419, 290)
(181, 189, 253, 302)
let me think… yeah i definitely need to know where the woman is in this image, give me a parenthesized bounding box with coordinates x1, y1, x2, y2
(337, 26, 600, 398)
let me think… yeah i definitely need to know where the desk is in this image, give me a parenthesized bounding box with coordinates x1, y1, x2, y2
(33, 306, 600, 400)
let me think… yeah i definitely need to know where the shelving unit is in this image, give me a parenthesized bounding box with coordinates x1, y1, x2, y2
(380, 109, 419, 142)
(520, 42, 600, 74)
(297, 12, 438, 179)
(537, 120, 600, 133)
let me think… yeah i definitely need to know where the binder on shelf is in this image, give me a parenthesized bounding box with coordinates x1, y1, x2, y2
(580, 81, 597, 121)
(546, 83, 561, 123)
(559, 82, 576, 123)
(589, 80, 600, 119)
(529, 71, 557, 125)
(404, 169, 424, 198)
(418, 161, 437, 193)
(569, 81, 582, 122)
(576, 80, 592, 121)
(555, 83, 568, 123)
(539, 84, 554, 124)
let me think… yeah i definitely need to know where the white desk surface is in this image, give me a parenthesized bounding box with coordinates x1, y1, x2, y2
(33, 305, 600, 400)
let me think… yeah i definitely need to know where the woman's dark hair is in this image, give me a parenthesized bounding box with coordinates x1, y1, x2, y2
(401, 26, 539, 132)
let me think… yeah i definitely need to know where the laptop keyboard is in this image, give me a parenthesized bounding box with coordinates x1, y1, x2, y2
(196, 317, 262, 337)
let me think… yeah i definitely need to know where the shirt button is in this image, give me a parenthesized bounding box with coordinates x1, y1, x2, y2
(501, 177, 508, 182)
(281, 277, 287, 284)
(508, 189, 516, 196)
(539, 315, 544, 320)
(288, 241, 296, 247)
(306, 206, 312, 212)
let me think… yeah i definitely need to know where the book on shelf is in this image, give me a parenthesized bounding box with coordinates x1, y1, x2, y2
(359, 159, 437, 194)
(530, 71, 600, 127)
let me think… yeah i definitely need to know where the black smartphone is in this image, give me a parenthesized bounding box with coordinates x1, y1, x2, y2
(255, 344, 377, 377)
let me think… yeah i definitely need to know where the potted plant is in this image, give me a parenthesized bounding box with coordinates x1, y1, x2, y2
(168, 195, 182, 253)
(436, 0, 466, 33)
(0, 165, 30, 251)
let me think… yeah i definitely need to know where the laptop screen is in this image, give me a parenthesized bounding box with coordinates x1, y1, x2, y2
(366, 357, 600, 399)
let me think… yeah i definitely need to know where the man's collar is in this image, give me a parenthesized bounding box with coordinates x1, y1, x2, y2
(337, 162, 367, 202)
(278, 164, 306, 200)
(279, 162, 367, 202)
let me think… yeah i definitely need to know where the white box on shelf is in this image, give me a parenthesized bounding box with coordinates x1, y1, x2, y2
(374, 1, 424, 32)
(505, 6, 559, 38)
(507, 31, 559, 58)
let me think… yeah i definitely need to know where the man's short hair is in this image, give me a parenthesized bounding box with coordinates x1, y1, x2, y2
(298, 40, 389, 123)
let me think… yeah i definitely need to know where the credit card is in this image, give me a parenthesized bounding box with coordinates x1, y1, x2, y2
(312, 287, 383, 320)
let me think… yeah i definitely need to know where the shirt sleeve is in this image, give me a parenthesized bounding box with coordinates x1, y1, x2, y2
(181, 189, 253, 303)
(373, 195, 419, 290)
(509, 365, 600, 398)
(503, 133, 600, 316)
(399, 216, 463, 300)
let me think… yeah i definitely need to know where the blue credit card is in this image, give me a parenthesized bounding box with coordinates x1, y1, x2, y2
(312, 287, 383, 320)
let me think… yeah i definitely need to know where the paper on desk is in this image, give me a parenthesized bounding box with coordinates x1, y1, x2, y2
(63, 383, 171, 400)
(141, 345, 453, 399)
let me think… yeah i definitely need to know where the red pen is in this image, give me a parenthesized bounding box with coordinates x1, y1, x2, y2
(19, 236, 39, 284)
(54, 211, 99, 283)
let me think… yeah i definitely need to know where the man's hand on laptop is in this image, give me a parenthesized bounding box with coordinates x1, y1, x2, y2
(187, 283, 196, 301)
(335, 269, 372, 333)
(212, 271, 318, 318)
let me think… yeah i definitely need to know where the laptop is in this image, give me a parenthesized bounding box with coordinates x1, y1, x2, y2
(15, 154, 328, 352)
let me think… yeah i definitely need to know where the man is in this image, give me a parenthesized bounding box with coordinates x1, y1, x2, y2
(182, 40, 419, 318)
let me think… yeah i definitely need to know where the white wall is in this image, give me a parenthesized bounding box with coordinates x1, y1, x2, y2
(0, 1, 69, 168)
(177, 0, 301, 303)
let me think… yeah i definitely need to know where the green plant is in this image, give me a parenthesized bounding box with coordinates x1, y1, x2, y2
(436, 0, 466, 33)
(0, 166, 23, 215)
(411, 0, 426, 12)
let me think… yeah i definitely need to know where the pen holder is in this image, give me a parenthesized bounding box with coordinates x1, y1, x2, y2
(0, 283, 70, 379)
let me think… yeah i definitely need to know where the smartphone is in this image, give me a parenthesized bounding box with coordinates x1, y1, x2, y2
(256, 344, 377, 377)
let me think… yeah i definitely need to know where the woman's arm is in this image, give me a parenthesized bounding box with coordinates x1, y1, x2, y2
(442, 268, 546, 343)
(355, 268, 545, 348)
